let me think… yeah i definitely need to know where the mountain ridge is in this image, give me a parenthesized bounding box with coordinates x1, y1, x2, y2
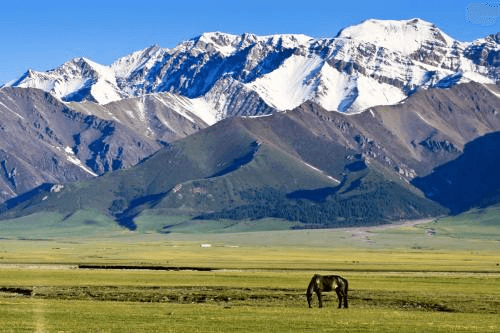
(4, 18, 499, 116)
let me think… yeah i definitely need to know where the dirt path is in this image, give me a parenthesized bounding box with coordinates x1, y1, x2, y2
(338, 218, 435, 243)
(0, 264, 77, 270)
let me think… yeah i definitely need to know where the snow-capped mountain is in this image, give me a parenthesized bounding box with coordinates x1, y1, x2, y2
(8, 57, 126, 104)
(5, 18, 500, 116)
(3, 18, 500, 228)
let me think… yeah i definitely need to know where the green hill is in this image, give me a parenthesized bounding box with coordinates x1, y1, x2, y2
(0, 105, 448, 232)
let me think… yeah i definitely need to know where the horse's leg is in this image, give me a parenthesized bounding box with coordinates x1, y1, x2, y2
(335, 289, 342, 308)
(316, 290, 323, 308)
(343, 291, 348, 308)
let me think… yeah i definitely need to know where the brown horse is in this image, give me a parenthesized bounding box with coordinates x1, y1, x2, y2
(306, 274, 348, 308)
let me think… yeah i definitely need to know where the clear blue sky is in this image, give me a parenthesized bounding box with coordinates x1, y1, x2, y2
(0, 0, 499, 85)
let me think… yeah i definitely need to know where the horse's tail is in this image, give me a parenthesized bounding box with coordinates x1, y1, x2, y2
(335, 275, 348, 294)
(340, 276, 349, 308)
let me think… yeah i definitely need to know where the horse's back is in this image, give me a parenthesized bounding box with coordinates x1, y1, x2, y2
(314, 275, 334, 292)
(324, 275, 348, 292)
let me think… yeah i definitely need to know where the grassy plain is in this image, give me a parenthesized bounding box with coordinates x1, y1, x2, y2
(0, 210, 499, 332)
(0, 264, 499, 332)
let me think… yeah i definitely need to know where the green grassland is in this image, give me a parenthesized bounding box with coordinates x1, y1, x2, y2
(0, 207, 500, 331)
(0, 263, 499, 332)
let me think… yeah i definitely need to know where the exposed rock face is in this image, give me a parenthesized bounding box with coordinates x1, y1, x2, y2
(0, 87, 209, 201)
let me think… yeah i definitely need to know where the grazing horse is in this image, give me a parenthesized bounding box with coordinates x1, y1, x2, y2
(306, 274, 348, 308)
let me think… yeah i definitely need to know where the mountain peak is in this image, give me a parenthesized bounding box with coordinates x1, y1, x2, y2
(111, 44, 167, 78)
(336, 18, 453, 53)
(485, 32, 500, 44)
(189, 31, 313, 56)
(197, 31, 238, 41)
(51, 56, 113, 78)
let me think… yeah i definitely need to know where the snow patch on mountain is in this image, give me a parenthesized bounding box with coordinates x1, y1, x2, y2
(247, 54, 323, 110)
(302, 161, 341, 184)
(0, 100, 25, 120)
(52, 145, 98, 177)
(351, 75, 407, 112)
(151, 94, 217, 125)
(461, 71, 496, 84)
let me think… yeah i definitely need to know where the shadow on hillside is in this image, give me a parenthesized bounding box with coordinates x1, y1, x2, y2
(0, 183, 53, 213)
(412, 131, 500, 214)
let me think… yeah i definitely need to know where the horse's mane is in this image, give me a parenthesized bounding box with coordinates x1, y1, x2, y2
(306, 274, 320, 295)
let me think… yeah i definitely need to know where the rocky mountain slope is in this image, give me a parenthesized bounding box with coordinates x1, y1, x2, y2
(3, 81, 500, 230)
(0, 87, 210, 201)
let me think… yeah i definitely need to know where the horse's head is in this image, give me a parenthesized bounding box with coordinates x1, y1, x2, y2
(306, 290, 313, 308)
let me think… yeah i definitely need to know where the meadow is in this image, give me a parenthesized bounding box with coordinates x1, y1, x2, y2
(0, 212, 499, 332)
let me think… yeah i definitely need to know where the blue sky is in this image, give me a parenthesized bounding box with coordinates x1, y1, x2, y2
(0, 0, 499, 85)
